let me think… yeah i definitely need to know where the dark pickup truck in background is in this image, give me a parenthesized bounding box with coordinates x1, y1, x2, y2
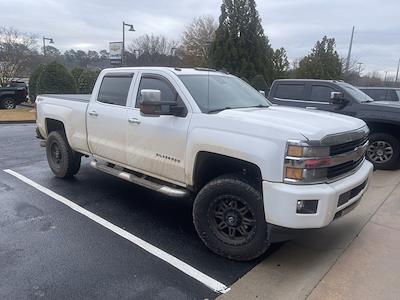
(268, 79, 400, 170)
(0, 81, 28, 109)
(358, 87, 400, 102)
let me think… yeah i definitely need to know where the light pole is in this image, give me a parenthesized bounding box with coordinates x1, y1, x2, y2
(42, 37, 54, 56)
(122, 21, 135, 66)
(395, 58, 400, 83)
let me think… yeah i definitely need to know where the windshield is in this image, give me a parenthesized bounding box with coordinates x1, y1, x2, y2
(338, 83, 374, 103)
(179, 74, 271, 113)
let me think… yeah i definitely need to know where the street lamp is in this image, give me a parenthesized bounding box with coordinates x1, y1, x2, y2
(42, 37, 54, 56)
(122, 21, 135, 65)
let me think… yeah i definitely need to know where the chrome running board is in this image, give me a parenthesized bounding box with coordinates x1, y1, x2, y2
(90, 160, 189, 198)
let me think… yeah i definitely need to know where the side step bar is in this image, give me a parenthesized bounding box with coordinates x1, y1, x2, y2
(90, 160, 189, 198)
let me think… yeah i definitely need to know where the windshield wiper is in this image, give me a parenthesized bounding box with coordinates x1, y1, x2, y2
(247, 104, 269, 108)
(208, 107, 232, 113)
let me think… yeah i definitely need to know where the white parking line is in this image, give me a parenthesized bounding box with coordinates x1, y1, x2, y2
(4, 169, 230, 294)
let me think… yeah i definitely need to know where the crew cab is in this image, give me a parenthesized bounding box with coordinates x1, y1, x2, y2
(36, 68, 373, 261)
(268, 79, 400, 170)
(0, 81, 28, 109)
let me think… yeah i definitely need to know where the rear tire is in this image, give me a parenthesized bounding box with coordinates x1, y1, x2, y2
(367, 133, 400, 170)
(46, 131, 81, 178)
(1, 98, 16, 109)
(193, 174, 270, 261)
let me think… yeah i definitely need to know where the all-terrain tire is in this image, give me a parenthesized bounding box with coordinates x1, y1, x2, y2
(193, 174, 270, 261)
(46, 131, 81, 178)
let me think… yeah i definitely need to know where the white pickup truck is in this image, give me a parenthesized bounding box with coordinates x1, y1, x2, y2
(36, 67, 373, 261)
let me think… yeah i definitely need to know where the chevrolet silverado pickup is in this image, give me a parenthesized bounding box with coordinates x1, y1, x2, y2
(36, 67, 373, 261)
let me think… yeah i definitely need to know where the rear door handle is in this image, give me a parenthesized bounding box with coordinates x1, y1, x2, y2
(128, 118, 141, 125)
(305, 106, 317, 110)
(88, 111, 98, 116)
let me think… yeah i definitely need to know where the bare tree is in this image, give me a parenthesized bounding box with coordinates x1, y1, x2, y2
(128, 34, 179, 56)
(0, 27, 37, 86)
(182, 15, 217, 67)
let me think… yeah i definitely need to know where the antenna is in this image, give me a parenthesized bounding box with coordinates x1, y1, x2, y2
(206, 41, 212, 112)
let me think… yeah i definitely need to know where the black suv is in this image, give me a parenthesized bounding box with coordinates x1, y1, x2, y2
(268, 79, 400, 170)
(358, 87, 400, 102)
(0, 81, 28, 109)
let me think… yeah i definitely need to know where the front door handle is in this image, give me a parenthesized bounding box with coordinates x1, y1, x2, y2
(305, 106, 317, 110)
(128, 118, 141, 125)
(88, 111, 98, 116)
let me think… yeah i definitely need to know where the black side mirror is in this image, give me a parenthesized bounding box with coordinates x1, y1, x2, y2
(330, 92, 348, 106)
(140, 89, 186, 117)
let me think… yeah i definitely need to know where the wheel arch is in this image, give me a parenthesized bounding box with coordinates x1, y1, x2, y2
(191, 151, 263, 193)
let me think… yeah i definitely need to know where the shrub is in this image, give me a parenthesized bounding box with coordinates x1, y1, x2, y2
(37, 61, 76, 94)
(28, 64, 46, 102)
(77, 69, 99, 94)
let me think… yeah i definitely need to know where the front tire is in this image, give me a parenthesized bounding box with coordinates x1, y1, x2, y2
(46, 131, 81, 178)
(1, 98, 16, 109)
(367, 133, 400, 170)
(193, 174, 270, 261)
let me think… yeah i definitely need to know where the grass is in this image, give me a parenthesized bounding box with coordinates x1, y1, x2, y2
(0, 107, 36, 122)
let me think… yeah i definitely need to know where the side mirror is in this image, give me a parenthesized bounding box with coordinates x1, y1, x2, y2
(140, 89, 186, 117)
(330, 92, 348, 105)
(259, 90, 266, 97)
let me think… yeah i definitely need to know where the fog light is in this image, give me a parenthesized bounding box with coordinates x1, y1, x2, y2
(296, 200, 319, 214)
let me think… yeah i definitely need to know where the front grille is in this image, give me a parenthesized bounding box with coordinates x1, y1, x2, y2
(337, 179, 368, 207)
(327, 157, 364, 179)
(330, 136, 368, 156)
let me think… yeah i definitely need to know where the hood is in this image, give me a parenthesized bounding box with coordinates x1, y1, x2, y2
(218, 106, 366, 141)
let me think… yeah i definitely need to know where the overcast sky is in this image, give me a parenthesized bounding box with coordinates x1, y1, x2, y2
(1, 0, 399, 77)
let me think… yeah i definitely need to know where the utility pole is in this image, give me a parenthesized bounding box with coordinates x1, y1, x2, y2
(384, 71, 388, 82)
(345, 26, 355, 73)
(122, 21, 135, 66)
(395, 58, 400, 83)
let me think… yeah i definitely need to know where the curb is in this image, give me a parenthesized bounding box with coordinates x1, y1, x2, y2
(19, 102, 35, 108)
(0, 120, 36, 125)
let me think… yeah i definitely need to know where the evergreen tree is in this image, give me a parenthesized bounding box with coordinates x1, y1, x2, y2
(37, 61, 76, 95)
(210, 0, 274, 84)
(296, 36, 342, 79)
(272, 47, 289, 80)
(77, 69, 100, 94)
(28, 64, 45, 102)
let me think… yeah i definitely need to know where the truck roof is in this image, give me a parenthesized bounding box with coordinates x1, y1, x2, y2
(272, 79, 345, 84)
(102, 67, 229, 76)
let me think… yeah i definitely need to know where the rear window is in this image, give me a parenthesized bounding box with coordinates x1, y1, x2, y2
(97, 74, 133, 106)
(274, 84, 305, 100)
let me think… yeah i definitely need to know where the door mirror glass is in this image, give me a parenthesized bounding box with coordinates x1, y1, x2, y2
(330, 92, 348, 105)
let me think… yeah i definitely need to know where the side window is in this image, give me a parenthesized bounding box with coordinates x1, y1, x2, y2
(97, 75, 133, 106)
(136, 76, 178, 108)
(310, 85, 335, 102)
(365, 89, 387, 101)
(275, 84, 305, 100)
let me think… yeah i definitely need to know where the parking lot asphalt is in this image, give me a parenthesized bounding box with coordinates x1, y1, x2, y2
(0, 124, 268, 299)
(3, 124, 400, 300)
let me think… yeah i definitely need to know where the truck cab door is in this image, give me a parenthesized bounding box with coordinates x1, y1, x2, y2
(87, 72, 135, 165)
(125, 71, 191, 185)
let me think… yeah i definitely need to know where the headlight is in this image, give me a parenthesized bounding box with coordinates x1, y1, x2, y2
(285, 141, 330, 184)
